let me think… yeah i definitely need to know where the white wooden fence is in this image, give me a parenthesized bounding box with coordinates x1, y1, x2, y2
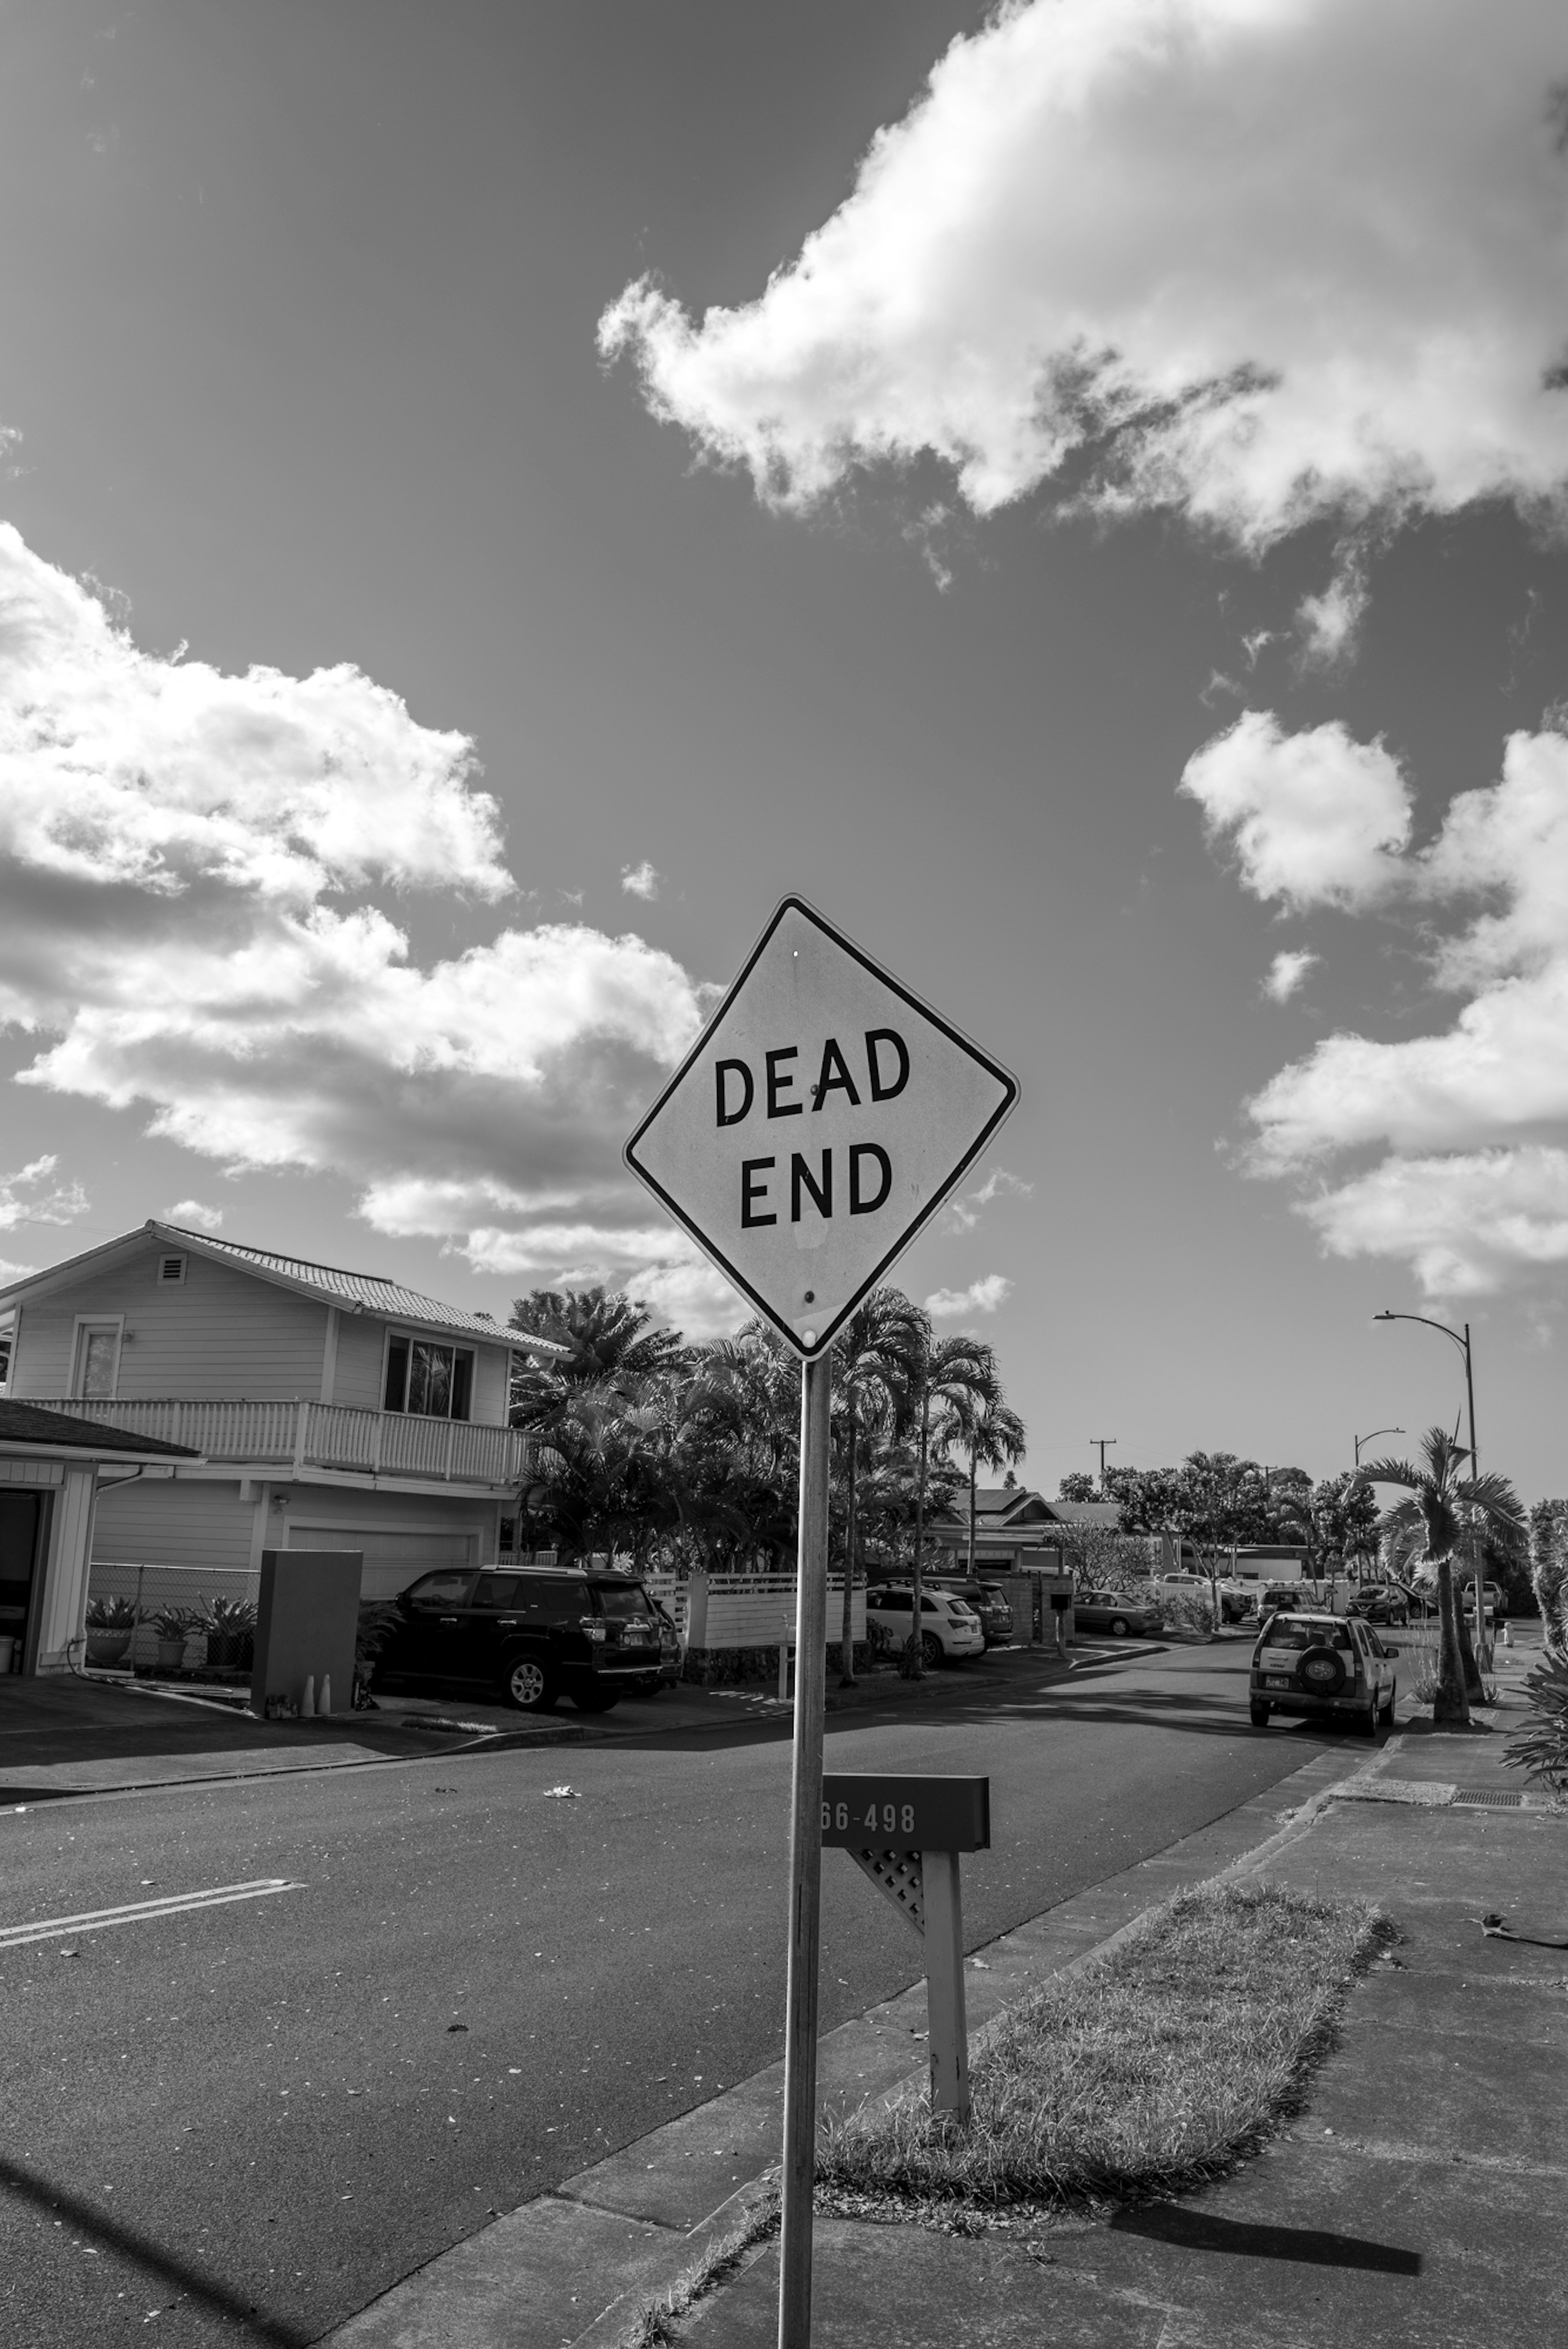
(642, 1570, 864, 1650)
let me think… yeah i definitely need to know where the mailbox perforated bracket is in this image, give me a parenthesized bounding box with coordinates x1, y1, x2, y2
(849, 1848, 924, 1934)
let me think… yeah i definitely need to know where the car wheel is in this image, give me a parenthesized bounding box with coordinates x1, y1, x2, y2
(1379, 1680, 1396, 1726)
(921, 1632, 944, 1669)
(1357, 1696, 1379, 1737)
(1109, 1616, 1131, 1637)
(501, 1652, 557, 1712)
(572, 1687, 619, 1713)
(1250, 1701, 1271, 1728)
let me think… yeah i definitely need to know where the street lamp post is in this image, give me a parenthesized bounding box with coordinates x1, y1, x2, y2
(1373, 1314, 1487, 1666)
(1354, 1426, 1405, 1467)
(1348, 1428, 1404, 1587)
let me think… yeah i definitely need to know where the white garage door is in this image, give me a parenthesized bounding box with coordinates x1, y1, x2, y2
(289, 1527, 475, 1601)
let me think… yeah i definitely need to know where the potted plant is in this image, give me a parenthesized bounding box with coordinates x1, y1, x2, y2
(203, 1594, 258, 1673)
(150, 1605, 196, 1672)
(84, 1595, 136, 1667)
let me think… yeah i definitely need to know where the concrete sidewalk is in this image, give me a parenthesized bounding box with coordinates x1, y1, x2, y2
(677, 1690, 1568, 2348)
(321, 1661, 1565, 2349)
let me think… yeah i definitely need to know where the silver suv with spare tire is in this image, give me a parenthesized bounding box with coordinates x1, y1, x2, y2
(372, 1566, 679, 1713)
(1249, 1608, 1396, 1737)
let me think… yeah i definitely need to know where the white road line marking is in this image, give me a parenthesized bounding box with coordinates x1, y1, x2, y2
(0, 1878, 303, 1948)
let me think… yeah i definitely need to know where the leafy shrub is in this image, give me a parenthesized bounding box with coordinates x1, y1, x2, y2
(1503, 1657, 1568, 1791)
(355, 1601, 403, 1673)
(1158, 1586, 1216, 1637)
(202, 1595, 258, 1633)
(85, 1596, 136, 1630)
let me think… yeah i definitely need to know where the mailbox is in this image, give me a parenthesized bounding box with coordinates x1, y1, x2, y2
(821, 1773, 989, 1852)
(821, 1772, 990, 2126)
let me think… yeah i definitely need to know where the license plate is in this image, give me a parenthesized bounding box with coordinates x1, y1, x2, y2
(1265, 1676, 1291, 1690)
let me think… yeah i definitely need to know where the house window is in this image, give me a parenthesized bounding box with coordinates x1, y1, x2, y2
(73, 1320, 122, 1400)
(382, 1334, 474, 1421)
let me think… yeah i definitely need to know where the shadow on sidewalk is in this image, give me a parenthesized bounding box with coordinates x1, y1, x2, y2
(1110, 2201, 1422, 2274)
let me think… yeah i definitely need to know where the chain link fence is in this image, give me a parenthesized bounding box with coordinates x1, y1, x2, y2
(85, 1562, 259, 1684)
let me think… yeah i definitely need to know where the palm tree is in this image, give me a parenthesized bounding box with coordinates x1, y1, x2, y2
(829, 1289, 924, 1683)
(1359, 1428, 1526, 1724)
(508, 1285, 689, 1422)
(901, 1327, 1000, 1678)
(946, 1394, 1027, 1577)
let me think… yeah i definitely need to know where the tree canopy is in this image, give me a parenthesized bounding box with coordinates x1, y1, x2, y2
(506, 1286, 1021, 1599)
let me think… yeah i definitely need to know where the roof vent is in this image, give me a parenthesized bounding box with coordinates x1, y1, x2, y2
(158, 1254, 187, 1285)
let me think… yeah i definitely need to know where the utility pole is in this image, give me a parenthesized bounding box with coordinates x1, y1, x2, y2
(1090, 1436, 1118, 1489)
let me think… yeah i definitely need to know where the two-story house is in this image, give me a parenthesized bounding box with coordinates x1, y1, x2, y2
(0, 1220, 566, 1653)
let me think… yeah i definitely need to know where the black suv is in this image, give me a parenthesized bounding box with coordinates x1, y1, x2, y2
(372, 1567, 679, 1712)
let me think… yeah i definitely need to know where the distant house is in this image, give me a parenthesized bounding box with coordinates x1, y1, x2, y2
(931, 1486, 1123, 1572)
(0, 1220, 566, 1614)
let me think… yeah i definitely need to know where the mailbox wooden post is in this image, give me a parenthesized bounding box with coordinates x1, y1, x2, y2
(822, 1773, 989, 2124)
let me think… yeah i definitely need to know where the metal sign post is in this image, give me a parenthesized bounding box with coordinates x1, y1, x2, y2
(778, 1352, 831, 2347)
(622, 896, 1017, 2349)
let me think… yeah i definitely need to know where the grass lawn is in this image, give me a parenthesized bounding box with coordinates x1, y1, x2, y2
(816, 1878, 1386, 2210)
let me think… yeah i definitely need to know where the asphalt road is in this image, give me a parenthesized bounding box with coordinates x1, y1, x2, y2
(0, 1639, 1373, 2347)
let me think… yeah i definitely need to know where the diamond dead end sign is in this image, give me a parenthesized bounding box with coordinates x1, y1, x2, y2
(624, 897, 1018, 1358)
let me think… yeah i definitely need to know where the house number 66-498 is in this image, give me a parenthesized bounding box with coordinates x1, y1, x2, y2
(823, 1799, 916, 1835)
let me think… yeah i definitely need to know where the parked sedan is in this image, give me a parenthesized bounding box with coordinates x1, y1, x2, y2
(865, 1585, 986, 1666)
(918, 1576, 1014, 1645)
(1073, 1588, 1164, 1637)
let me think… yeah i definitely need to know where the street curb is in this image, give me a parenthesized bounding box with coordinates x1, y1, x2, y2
(317, 1738, 1372, 2349)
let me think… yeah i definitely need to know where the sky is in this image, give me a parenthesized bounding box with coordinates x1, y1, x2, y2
(2, 0, 1566, 1501)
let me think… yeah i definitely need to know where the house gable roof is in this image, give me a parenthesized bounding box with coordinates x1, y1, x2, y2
(0, 1222, 569, 1356)
(0, 1398, 199, 1459)
(1038, 1498, 1125, 1527)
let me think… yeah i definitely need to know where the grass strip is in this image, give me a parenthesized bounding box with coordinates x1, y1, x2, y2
(816, 1879, 1386, 2209)
(618, 2179, 780, 2349)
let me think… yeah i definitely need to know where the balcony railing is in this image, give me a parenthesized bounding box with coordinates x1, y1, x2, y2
(29, 1397, 532, 1488)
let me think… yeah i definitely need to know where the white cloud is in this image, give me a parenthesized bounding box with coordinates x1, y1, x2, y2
(601, 0, 1568, 548)
(624, 1252, 751, 1340)
(621, 860, 662, 901)
(944, 1167, 1033, 1232)
(0, 1155, 87, 1232)
(925, 1273, 1013, 1318)
(0, 525, 510, 916)
(1302, 1146, 1568, 1296)
(1296, 543, 1370, 668)
(163, 1198, 225, 1231)
(1231, 723, 1568, 1294)
(0, 527, 714, 1312)
(1180, 711, 1412, 910)
(1262, 949, 1318, 1003)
